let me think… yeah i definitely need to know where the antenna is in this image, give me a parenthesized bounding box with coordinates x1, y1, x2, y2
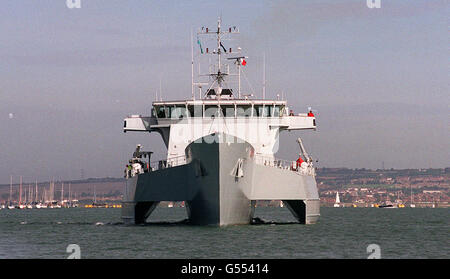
(159, 78, 162, 101)
(191, 27, 195, 100)
(197, 17, 240, 99)
(227, 56, 247, 98)
(263, 52, 266, 99)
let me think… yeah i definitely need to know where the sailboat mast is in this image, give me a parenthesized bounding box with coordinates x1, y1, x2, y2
(9, 175, 12, 203)
(35, 180, 38, 202)
(68, 183, 71, 206)
(19, 176, 22, 205)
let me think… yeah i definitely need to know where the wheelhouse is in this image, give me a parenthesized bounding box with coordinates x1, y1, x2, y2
(152, 100, 287, 119)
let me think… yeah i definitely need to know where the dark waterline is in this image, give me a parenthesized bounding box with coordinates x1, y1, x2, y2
(0, 207, 448, 259)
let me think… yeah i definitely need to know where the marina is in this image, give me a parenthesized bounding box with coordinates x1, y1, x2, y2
(2, 176, 80, 210)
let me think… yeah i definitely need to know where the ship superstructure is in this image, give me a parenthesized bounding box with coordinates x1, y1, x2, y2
(121, 18, 320, 225)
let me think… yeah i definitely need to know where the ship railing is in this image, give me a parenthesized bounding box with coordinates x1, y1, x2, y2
(252, 154, 316, 176)
(148, 155, 188, 171)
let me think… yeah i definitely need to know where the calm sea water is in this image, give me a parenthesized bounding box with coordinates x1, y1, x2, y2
(0, 207, 448, 259)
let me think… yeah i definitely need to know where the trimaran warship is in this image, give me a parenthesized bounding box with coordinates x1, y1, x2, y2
(121, 18, 320, 225)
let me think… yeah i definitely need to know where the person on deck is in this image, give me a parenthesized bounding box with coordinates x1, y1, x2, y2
(296, 156, 304, 169)
(124, 165, 129, 178)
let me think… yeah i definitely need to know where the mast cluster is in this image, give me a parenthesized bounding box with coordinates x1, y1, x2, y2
(194, 18, 244, 100)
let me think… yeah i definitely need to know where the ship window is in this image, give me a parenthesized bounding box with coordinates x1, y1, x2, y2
(156, 106, 166, 118)
(273, 106, 280, 117)
(164, 106, 170, 118)
(221, 105, 235, 117)
(204, 105, 219, 118)
(170, 105, 188, 119)
(236, 105, 252, 117)
(262, 105, 271, 117)
(167, 106, 174, 118)
(278, 106, 286, 117)
(188, 105, 203, 117)
(254, 105, 263, 117)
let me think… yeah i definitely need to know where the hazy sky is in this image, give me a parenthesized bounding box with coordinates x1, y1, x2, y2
(1, 0, 448, 184)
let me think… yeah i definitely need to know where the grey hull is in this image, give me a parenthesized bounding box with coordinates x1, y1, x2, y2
(122, 133, 320, 225)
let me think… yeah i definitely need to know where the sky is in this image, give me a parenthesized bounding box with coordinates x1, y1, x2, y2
(0, 0, 448, 184)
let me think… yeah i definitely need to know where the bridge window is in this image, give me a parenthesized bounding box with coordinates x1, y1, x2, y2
(254, 105, 263, 117)
(188, 105, 203, 117)
(204, 105, 219, 118)
(273, 106, 280, 117)
(274, 105, 285, 117)
(254, 105, 272, 117)
(263, 105, 271, 117)
(236, 105, 252, 117)
(170, 105, 188, 119)
(221, 105, 235, 117)
(156, 106, 166, 118)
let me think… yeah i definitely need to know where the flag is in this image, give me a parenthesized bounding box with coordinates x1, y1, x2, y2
(197, 37, 203, 54)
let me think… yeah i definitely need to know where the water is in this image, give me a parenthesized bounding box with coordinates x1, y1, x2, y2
(0, 207, 448, 259)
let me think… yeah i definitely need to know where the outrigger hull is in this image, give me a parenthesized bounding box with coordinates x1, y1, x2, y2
(121, 133, 320, 226)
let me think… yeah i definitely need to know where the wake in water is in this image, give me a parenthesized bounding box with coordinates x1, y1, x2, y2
(16, 218, 298, 226)
(250, 217, 299, 225)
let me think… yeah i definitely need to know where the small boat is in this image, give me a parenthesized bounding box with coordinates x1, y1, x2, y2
(333, 192, 341, 207)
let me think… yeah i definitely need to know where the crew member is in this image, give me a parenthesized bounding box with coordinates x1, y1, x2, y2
(127, 164, 132, 177)
(296, 155, 304, 169)
(124, 165, 129, 178)
(307, 110, 314, 117)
